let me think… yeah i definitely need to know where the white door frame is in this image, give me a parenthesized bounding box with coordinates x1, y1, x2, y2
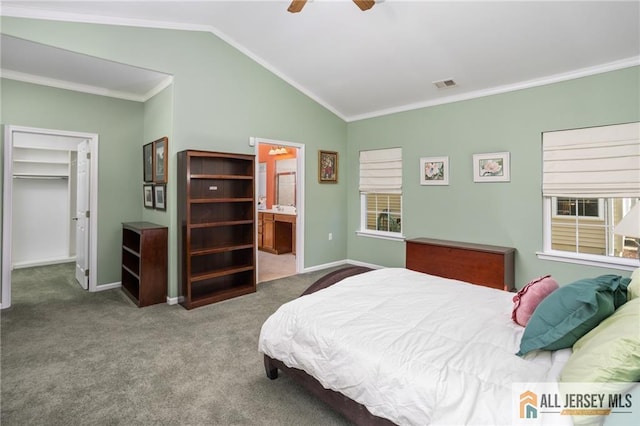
(2, 125, 99, 309)
(252, 137, 305, 276)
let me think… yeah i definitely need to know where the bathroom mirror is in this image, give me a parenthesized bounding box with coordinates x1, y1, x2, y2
(275, 172, 296, 207)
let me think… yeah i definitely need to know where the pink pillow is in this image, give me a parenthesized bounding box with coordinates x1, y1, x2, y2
(512, 275, 559, 326)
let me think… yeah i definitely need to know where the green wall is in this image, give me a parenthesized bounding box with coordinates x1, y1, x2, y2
(142, 84, 175, 294)
(346, 67, 640, 286)
(1, 16, 636, 299)
(0, 79, 144, 286)
(1, 17, 348, 298)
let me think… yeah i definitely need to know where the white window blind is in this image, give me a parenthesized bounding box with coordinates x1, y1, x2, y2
(542, 122, 640, 198)
(359, 148, 402, 194)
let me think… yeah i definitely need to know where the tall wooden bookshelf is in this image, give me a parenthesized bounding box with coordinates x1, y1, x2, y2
(177, 150, 256, 309)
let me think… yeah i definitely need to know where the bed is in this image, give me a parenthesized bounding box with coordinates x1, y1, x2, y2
(258, 240, 639, 425)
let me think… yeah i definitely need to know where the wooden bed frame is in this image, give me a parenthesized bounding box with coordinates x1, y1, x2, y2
(263, 265, 393, 425)
(263, 239, 516, 425)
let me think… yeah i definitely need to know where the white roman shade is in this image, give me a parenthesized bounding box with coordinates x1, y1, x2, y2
(542, 122, 640, 198)
(359, 148, 402, 194)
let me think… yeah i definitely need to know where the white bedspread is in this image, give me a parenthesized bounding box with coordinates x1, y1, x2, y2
(258, 268, 571, 426)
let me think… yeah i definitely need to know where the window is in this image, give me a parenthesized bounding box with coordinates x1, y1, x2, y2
(553, 198, 603, 220)
(363, 193, 402, 233)
(358, 148, 403, 239)
(541, 122, 640, 269)
(549, 196, 639, 258)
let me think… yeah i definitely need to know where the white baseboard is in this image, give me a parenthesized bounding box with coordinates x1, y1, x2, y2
(301, 259, 348, 273)
(302, 259, 384, 273)
(94, 281, 121, 292)
(166, 295, 184, 305)
(12, 256, 75, 269)
(344, 259, 384, 269)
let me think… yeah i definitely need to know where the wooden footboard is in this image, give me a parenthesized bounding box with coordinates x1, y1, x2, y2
(264, 355, 395, 426)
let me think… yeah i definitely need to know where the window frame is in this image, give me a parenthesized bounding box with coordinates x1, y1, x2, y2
(357, 193, 405, 241)
(538, 197, 638, 271)
(551, 197, 604, 221)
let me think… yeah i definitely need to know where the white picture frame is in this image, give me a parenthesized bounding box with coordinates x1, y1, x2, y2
(420, 156, 449, 186)
(473, 152, 510, 183)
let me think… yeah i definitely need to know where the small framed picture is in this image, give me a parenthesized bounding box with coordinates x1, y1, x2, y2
(143, 142, 154, 182)
(153, 137, 168, 183)
(318, 150, 338, 183)
(154, 184, 166, 210)
(143, 184, 154, 208)
(420, 156, 449, 185)
(473, 152, 510, 182)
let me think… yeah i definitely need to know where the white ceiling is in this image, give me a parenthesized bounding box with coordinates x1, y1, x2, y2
(0, 34, 173, 101)
(1, 0, 639, 121)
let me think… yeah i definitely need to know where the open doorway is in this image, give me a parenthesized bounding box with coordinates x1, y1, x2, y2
(254, 138, 304, 283)
(2, 125, 99, 309)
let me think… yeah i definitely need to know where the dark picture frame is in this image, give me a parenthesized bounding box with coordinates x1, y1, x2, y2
(153, 136, 168, 183)
(154, 184, 166, 211)
(143, 184, 154, 208)
(318, 150, 338, 183)
(143, 142, 154, 182)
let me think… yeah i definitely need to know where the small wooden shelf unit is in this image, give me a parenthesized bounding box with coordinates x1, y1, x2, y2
(177, 150, 256, 309)
(405, 238, 516, 291)
(121, 222, 168, 307)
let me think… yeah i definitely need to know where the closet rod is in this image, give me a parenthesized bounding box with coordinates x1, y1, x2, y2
(13, 175, 68, 180)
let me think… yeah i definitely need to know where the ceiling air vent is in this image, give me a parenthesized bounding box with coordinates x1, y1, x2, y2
(433, 79, 458, 89)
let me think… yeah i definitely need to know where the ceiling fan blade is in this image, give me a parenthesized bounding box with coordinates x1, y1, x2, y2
(287, 0, 308, 13)
(353, 0, 375, 11)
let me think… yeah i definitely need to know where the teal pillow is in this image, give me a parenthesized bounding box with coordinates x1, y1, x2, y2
(516, 275, 625, 356)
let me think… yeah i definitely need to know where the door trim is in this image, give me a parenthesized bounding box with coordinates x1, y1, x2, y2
(253, 137, 305, 277)
(2, 125, 99, 309)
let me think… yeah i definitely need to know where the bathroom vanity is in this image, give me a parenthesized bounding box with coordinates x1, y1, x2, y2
(258, 208, 296, 255)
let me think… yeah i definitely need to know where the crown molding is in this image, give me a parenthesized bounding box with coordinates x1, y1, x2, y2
(346, 56, 640, 122)
(0, 68, 174, 102)
(2, 6, 638, 122)
(0, 5, 347, 120)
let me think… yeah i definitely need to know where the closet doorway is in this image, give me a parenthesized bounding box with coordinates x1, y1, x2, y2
(254, 138, 304, 283)
(2, 125, 99, 309)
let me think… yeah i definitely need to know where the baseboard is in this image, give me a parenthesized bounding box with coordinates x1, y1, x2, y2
(12, 257, 75, 269)
(302, 259, 348, 273)
(302, 259, 384, 273)
(94, 281, 121, 292)
(344, 259, 384, 269)
(166, 296, 184, 305)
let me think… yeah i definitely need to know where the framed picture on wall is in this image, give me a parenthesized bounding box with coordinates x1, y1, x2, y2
(143, 142, 154, 182)
(153, 137, 168, 183)
(143, 184, 154, 208)
(318, 150, 338, 183)
(420, 156, 449, 185)
(473, 151, 510, 182)
(154, 184, 166, 210)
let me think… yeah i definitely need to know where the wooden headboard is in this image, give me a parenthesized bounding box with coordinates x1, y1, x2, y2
(405, 238, 516, 291)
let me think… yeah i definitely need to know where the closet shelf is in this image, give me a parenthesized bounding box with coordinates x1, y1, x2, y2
(13, 174, 69, 179)
(13, 159, 69, 165)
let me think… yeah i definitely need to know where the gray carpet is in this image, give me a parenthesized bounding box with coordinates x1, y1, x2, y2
(1, 263, 352, 425)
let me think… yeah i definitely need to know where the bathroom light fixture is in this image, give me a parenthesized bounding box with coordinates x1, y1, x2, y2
(269, 146, 288, 155)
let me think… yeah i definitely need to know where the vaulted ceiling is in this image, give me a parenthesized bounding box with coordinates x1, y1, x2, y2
(1, 1, 639, 121)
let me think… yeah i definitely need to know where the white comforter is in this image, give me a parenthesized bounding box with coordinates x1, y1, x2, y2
(259, 268, 571, 426)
